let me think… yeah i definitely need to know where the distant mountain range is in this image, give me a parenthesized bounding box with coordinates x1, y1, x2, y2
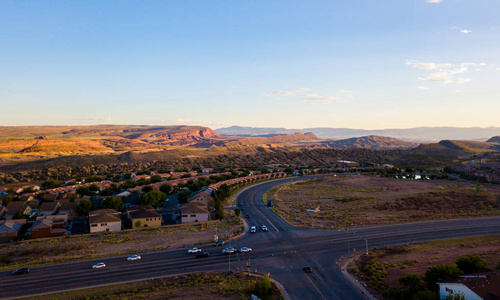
(215, 126, 500, 142)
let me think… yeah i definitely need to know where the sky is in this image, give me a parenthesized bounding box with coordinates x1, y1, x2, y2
(1, 0, 499, 130)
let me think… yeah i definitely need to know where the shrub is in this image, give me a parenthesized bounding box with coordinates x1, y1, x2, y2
(425, 264, 463, 291)
(455, 255, 488, 274)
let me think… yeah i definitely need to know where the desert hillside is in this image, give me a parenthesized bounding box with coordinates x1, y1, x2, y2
(323, 135, 418, 150)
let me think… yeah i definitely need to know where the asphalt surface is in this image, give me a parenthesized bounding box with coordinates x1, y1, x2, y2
(2, 175, 500, 299)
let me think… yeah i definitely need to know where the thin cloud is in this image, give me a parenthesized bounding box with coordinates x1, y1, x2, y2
(265, 88, 352, 104)
(416, 86, 430, 90)
(407, 60, 486, 84)
(299, 94, 339, 103)
(263, 88, 310, 97)
(426, 0, 443, 3)
(451, 27, 472, 34)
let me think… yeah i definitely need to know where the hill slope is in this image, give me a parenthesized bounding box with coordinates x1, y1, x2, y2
(324, 135, 418, 150)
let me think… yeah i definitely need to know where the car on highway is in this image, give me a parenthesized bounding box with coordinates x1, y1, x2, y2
(196, 251, 210, 258)
(188, 247, 202, 253)
(239, 247, 252, 253)
(303, 266, 312, 273)
(250, 226, 256, 233)
(245, 214, 250, 218)
(261, 225, 268, 232)
(12, 267, 30, 275)
(239, 202, 243, 206)
(213, 240, 225, 247)
(222, 247, 237, 255)
(92, 262, 106, 269)
(127, 255, 141, 261)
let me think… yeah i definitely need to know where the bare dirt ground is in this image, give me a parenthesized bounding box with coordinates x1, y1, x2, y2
(22, 272, 284, 300)
(266, 175, 500, 228)
(348, 234, 500, 298)
(0, 218, 243, 270)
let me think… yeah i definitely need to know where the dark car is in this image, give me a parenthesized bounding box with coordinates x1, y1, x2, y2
(196, 251, 210, 258)
(245, 214, 250, 218)
(12, 268, 30, 275)
(213, 240, 225, 247)
(303, 266, 312, 273)
(238, 202, 243, 206)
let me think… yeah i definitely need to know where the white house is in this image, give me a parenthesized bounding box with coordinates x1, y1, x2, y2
(89, 209, 122, 233)
(181, 202, 210, 223)
(438, 272, 500, 300)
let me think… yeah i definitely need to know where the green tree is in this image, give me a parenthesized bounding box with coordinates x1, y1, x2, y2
(122, 180, 138, 189)
(76, 199, 94, 216)
(2, 194, 16, 206)
(136, 178, 150, 186)
(150, 175, 162, 183)
(398, 273, 426, 294)
(177, 189, 192, 204)
(445, 292, 466, 300)
(138, 191, 166, 208)
(254, 274, 272, 297)
(142, 185, 153, 193)
(13, 210, 25, 220)
(102, 196, 125, 212)
(455, 255, 488, 274)
(88, 184, 100, 192)
(112, 174, 122, 182)
(123, 173, 132, 180)
(159, 183, 172, 194)
(76, 186, 92, 196)
(234, 208, 241, 216)
(135, 220, 142, 228)
(425, 264, 463, 291)
(42, 180, 60, 189)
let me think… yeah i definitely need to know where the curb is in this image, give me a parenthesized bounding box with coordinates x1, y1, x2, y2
(338, 255, 377, 300)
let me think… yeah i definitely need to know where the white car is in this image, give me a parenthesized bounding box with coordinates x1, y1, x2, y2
(92, 262, 106, 269)
(222, 247, 237, 255)
(261, 225, 268, 232)
(188, 247, 202, 254)
(127, 255, 141, 261)
(239, 247, 252, 253)
(250, 226, 256, 233)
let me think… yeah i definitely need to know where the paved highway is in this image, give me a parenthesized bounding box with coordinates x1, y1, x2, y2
(2, 175, 499, 299)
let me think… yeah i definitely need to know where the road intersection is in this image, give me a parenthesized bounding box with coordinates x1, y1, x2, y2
(2, 175, 499, 299)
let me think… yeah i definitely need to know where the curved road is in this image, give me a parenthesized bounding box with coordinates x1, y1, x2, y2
(2, 175, 500, 299)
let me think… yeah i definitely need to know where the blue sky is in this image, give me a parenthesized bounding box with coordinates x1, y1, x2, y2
(1, 0, 499, 129)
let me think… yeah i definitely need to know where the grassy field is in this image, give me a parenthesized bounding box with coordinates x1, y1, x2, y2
(266, 175, 500, 228)
(20, 272, 284, 300)
(0, 217, 243, 270)
(348, 234, 500, 297)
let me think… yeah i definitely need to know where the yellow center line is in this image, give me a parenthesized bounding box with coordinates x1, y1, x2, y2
(304, 273, 328, 300)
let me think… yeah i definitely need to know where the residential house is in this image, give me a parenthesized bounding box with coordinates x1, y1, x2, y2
(181, 202, 210, 223)
(127, 205, 162, 228)
(41, 193, 60, 202)
(123, 193, 141, 209)
(202, 168, 213, 174)
(89, 209, 122, 233)
(187, 192, 213, 205)
(38, 202, 61, 216)
(30, 218, 66, 239)
(0, 205, 6, 219)
(438, 272, 500, 300)
(0, 219, 26, 243)
(19, 195, 35, 202)
(5, 202, 34, 220)
(58, 200, 80, 219)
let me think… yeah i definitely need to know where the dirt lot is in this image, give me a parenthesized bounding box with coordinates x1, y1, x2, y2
(266, 175, 500, 228)
(22, 272, 284, 300)
(348, 234, 500, 298)
(0, 217, 243, 270)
